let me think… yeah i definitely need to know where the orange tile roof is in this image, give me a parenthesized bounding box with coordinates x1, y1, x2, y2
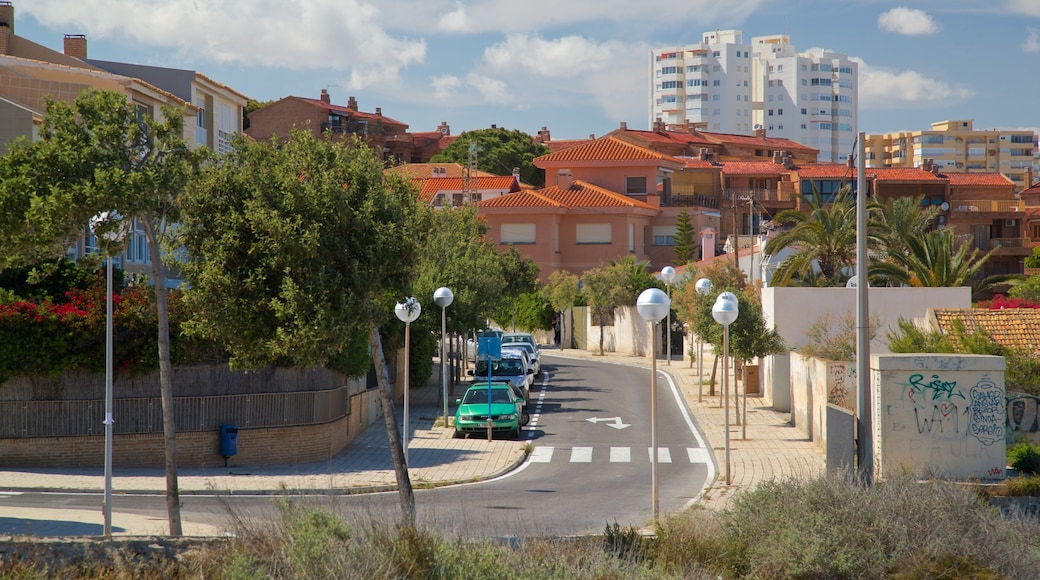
(698, 131, 818, 152)
(413, 175, 520, 203)
(389, 163, 496, 180)
(720, 161, 791, 176)
(678, 157, 722, 169)
(944, 173, 1014, 186)
(1021, 181, 1040, 196)
(295, 97, 408, 127)
(542, 138, 595, 152)
(617, 129, 716, 147)
(871, 167, 945, 182)
(794, 164, 857, 178)
(479, 179, 657, 211)
(535, 136, 683, 164)
(933, 308, 1040, 354)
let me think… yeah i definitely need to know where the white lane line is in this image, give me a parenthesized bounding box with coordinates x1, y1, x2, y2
(648, 447, 672, 463)
(609, 447, 631, 463)
(570, 447, 593, 462)
(530, 446, 554, 462)
(688, 447, 711, 464)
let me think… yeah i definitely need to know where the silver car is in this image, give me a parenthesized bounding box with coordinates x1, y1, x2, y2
(502, 342, 539, 375)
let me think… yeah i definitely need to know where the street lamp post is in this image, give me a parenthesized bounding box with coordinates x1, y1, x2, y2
(712, 291, 739, 486)
(637, 287, 670, 524)
(394, 298, 421, 466)
(89, 211, 129, 539)
(433, 287, 454, 424)
(694, 278, 713, 402)
(660, 266, 676, 366)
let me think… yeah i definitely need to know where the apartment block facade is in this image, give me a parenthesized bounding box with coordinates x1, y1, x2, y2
(650, 29, 857, 163)
(863, 119, 1038, 191)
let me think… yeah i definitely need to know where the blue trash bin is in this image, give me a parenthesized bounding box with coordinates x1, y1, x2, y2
(219, 424, 238, 465)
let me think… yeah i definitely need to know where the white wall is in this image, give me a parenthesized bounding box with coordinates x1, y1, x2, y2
(762, 286, 971, 411)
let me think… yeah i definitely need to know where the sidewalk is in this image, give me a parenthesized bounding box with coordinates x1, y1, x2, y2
(0, 348, 824, 537)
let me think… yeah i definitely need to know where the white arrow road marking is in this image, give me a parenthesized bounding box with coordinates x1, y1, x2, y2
(586, 416, 631, 429)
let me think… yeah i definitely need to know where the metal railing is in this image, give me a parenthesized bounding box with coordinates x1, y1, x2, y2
(986, 238, 1032, 250)
(724, 188, 797, 203)
(0, 386, 349, 438)
(950, 200, 1024, 213)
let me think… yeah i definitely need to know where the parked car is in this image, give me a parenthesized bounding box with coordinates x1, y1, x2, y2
(468, 354, 533, 405)
(503, 342, 540, 375)
(453, 383, 524, 439)
(501, 345, 535, 377)
(501, 332, 538, 351)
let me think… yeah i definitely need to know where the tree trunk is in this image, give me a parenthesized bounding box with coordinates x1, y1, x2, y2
(368, 322, 416, 528)
(709, 355, 718, 397)
(143, 216, 182, 537)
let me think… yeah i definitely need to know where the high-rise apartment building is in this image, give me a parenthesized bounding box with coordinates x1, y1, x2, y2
(863, 120, 1037, 190)
(650, 30, 858, 163)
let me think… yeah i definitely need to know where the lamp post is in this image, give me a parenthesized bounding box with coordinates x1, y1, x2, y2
(89, 211, 129, 539)
(712, 291, 739, 486)
(660, 266, 676, 366)
(394, 298, 421, 466)
(433, 287, 454, 424)
(637, 287, 670, 524)
(694, 278, 713, 402)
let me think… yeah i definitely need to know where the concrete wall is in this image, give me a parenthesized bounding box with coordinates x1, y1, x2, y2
(874, 353, 1005, 481)
(790, 354, 859, 449)
(762, 286, 970, 410)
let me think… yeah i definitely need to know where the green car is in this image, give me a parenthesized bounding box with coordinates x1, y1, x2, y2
(454, 382, 524, 439)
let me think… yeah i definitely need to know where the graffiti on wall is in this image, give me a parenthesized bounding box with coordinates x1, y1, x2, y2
(827, 362, 856, 410)
(1007, 393, 1040, 435)
(894, 372, 1004, 446)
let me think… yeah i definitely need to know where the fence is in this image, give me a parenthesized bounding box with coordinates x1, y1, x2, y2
(0, 386, 349, 438)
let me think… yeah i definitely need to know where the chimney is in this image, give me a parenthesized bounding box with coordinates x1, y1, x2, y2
(537, 126, 550, 142)
(784, 153, 795, 170)
(0, 1, 13, 56)
(512, 167, 520, 183)
(436, 121, 450, 135)
(701, 228, 716, 261)
(375, 107, 382, 117)
(653, 117, 666, 132)
(63, 34, 87, 58)
(320, 88, 331, 104)
(755, 127, 766, 139)
(347, 96, 358, 111)
(931, 162, 940, 176)
(557, 169, 573, 190)
(773, 151, 782, 164)
(589, 133, 595, 139)
(491, 124, 497, 129)
(619, 121, 627, 130)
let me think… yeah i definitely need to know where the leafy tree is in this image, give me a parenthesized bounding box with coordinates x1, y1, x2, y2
(492, 245, 542, 329)
(764, 187, 857, 286)
(0, 89, 202, 535)
(581, 265, 628, 355)
(430, 127, 551, 187)
(607, 255, 661, 305)
(867, 194, 938, 255)
(544, 270, 580, 349)
(1026, 247, 1040, 269)
(673, 208, 698, 265)
(178, 129, 421, 527)
(870, 227, 993, 287)
(1010, 275, 1040, 303)
(511, 291, 553, 333)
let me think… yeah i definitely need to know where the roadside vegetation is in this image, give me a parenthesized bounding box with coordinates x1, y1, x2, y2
(3, 472, 1039, 578)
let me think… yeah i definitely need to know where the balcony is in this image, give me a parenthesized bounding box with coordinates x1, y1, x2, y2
(950, 200, 1024, 213)
(724, 188, 797, 204)
(977, 237, 1033, 253)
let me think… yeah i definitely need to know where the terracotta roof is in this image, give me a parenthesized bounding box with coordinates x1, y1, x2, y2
(413, 175, 520, 203)
(616, 129, 716, 147)
(720, 161, 791, 176)
(541, 138, 596, 152)
(534, 136, 683, 164)
(793, 164, 946, 182)
(933, 308, 1040, 354)
(794, 164, 857, 178)
(678, 157, 723, 169)
(479, 179, 657, 211)
(293, 97, 408, 127)
(389, 163, 496, 180)
(944, 173, 1014, 187)
(1020, 181, 1040, 196)
(698, 131, 818, 153)
(871, 167, 945, 182)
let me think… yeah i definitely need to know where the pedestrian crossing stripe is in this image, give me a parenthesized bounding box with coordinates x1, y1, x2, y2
(0, 491, 23, 498)
(526, 446, 711, 464)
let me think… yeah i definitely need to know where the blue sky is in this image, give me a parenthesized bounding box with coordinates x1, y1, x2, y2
(15, 1, 1040, 140)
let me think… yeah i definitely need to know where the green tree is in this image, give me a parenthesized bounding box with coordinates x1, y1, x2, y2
(430, 127, 551, 187)
(867, 194, 939, 256)
(673, 208, 698, 265)
(0, 89, 201, 535)
(1025, 247, 1040, 269)
(178, 129, 421, 527)
(493, 245, 542, 330)
(763, 187, 857, 286)
(870, 227, 993, 287)
(544, 270, 580, 349)
(581, 265, 628, 355)
(607, 255, 660, 305)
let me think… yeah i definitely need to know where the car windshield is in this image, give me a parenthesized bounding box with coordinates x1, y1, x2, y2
(475, 358, 524, 376)
(462, 388, 514, 405)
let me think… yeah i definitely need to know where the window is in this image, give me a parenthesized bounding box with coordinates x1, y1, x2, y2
(801, 108, 807, 114)
(500, 223, 536, 244)
(576, 223, 611, 245)
(768, 109, 774, 116)
(661, 66, 678, 74)
(628, 224, 635, 252)
(778, 108, 783, 115)
(712, 51, 720, 57)
(712, 94, 721, 101)
(1011, 135, 1032, 143)
(713, 79, 720, 86)
(661, 81, 678, 89)
(626, 176, 647, 194)
(653, 226, 677, 246)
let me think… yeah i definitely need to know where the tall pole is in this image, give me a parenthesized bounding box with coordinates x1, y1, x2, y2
(697, 338, 704, 402)
(441, 306, 448, 424)
(402, 320, 411, 466)
(723, 323, 731, 485)
(665, 287, 671, 366)
(856, 132, 873, 484)
(103, 257, 114, 538)
(650, 320, 659, 523)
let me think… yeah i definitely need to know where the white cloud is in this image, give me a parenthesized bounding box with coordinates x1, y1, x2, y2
(465, 73, 510, 103)
(483, 34, 617, 78)
(438, 2, 470, 32)
(1005, 0, 1040, 18)
(852, 58, 973, 108)
(432, 75, 464, 101)
(877, 7, 939, 35)
(1025, 28, 1040, 53)
(22, 0, 426, 86)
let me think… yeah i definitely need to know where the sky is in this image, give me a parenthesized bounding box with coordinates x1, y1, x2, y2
(14, 1, 1040, 140)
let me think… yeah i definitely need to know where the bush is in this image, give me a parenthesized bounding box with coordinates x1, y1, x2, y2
(1008, 442, 1040, 475)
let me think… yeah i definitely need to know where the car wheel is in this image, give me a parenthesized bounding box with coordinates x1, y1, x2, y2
(522, 410, 530, 426)
(511, 425, 521, 439)
(453, 429, 464, 439)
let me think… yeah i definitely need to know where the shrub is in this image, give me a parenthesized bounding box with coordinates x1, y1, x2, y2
(1008, 442, 1040, 475)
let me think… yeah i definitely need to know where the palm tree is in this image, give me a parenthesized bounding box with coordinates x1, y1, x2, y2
(763, 186, 857, 286)
(868, 194, 939, 253)
(870, 227, 993, 287)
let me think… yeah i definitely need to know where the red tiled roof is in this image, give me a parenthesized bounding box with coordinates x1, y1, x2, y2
(413, 176, 520, 203)
(479, 179, 657, 211)
(794, 164, 857, 178)
(542, 138, 595, 152)
(678, 157, 722, 169)
(389, 163, 496, 180)
(871, 167, 945, 181)
(944, 173, 1014, 187)
(1021, 181, 1040, 196)
(720, 161, 791, 176)
(933, 308, 1040, 354)
(534, 136, 683, 164)
(294, 97, 408, 127)
(617, 129, 715, 147)
(699, 131, 818, 153)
